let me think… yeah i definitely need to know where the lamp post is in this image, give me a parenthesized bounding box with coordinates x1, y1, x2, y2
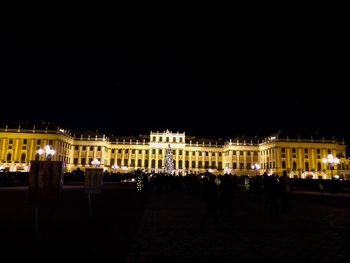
(322, 154, 339, 179)
(91, 158, 101, 167)
(251, 163, 261, 176)
(37, 145, 56, 161)
(111, 164, 119, 173)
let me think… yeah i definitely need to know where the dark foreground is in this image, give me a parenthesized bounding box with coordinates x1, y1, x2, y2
(0, 183, 147, 262)
(126, 189, 350, 263)
(2, 184, 350, 263)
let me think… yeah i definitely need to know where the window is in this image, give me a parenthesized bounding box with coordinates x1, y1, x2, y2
(36, 139, 41, 145)
(254, 151, 258, 156)
(199, 152, 202, 156)
(211, 161, 216, 169)
(83, 146, 86, 150)
(205, 152, 208, 156)
(328, 149, 331, 154)
(159, 137, 162, 142)
(49, 140, 53, 145)
(172, 150, 176, 155)
(317, 162, 321, 171)
(240, 151, 243, 156)
(138, 159, 142, 167)
(179, 150, 183, 155)
(292, 148, 296, 154)
(159, 149, 162, 155)
(185, 161, 189, 168)
(90, 146, 93, 150)
(192, 161, 196, 168)
(233, 163, 237, 169)
(179, 160, 183, 169)
(152, 149, 155, 154)
(205, 161, 209, 169)
(282, 161, 286, 169)
(292, 161, 297, 170)
(186, 151, 189, 156)
(317, 149, 320, 154)
(75, 146, 79, 150)
(89, 158, 93, 165)
(6, 153, 11, 162)
(218, 162, 222, 169)
(145, 150, 149, 154)
(233, 151, 236, 155)
(125, 149, 129, 154)
(219, 153, 222, 157)
(145, 159, 149, 167)
(22, 146, 26, 150)
(130, 159, 135, 167)
(305, 162, 309, 171)
(139, 150, 142, 154)
(74, 158, 78, 165)
(166, 137, 169, 142)
(180, 138, 183, 143)
(158, 159, 162, 168)
(98, 146, 101, 151)
(23, 139, 27, 145)
(8, 146, 12, 149)
(173, 137, 176, 142)
(304, 149, 308, 154)
(198, 161, 203, 168)
(118, 149, 122, 153)
(282, 147, 285, 153)
(117, 159, 122, 166)
(124, 159, 128, 166)
(81, 158, 86, 165)
(153, 136, 156, 142)
(247, 152, 250, 156)
(112, 149, 115, 153)
(21, 153, 26, 163)
(240, 163, 244, 169)
(132, 149, 135, 154)
(151, 159, 156, 168)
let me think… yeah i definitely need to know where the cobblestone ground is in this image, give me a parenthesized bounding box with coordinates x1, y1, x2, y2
(126, 190, 350, 263)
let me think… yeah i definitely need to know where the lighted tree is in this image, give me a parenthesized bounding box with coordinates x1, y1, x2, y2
(164, 144, 174, 175)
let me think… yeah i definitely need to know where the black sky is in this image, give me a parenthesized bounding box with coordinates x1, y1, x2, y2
(0, 32, 348, 142)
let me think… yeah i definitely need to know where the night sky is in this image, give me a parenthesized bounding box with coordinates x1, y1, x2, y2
(1, 32, 348, 143)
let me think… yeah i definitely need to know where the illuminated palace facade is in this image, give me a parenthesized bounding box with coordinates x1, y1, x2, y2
(1, 123, 350, 179)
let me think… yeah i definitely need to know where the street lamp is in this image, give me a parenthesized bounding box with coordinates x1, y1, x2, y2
(111, 164, 119, 172)
(91, 158, 101, 167)
(37, 145, 56, 161)
(322, 154, 339, 179)
(251, 163, 261, 176)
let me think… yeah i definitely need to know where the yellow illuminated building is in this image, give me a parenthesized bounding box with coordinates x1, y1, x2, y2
(1, 123, 349, 179)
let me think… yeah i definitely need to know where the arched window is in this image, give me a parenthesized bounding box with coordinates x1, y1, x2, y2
(35, 153, 40, 161)
(130, 159, 135, 167)
(317, 162, 321, 171)
(198, 161, 203, 168)
(192, 161, 196, 168)
(144, 159, 149, 168)
(282, 161, 286, 169)
(151, 159, 156, 168)
(21, 153, 26, 163)
(6, 153, 12, 162)
(138, 159, 142, 167)
(218, 162, 222, 170)
(117, 159, 121, 166)
(204, 161, 209, 169)
(110, 158, 115, 165)
(185, 160, 189, 168)
(212, 161, 216, 169)
(292, 161, 297, 170)
(124, 159, 128, 166)
(305, 162, 309, 171)
(158, 159, 162, 168)
(178, 160, 183, 169)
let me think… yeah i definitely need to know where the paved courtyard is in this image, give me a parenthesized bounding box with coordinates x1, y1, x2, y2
(126, 189, 350, 263)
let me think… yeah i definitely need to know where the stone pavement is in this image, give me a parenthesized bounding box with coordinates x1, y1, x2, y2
(126, 189, 350, 263)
